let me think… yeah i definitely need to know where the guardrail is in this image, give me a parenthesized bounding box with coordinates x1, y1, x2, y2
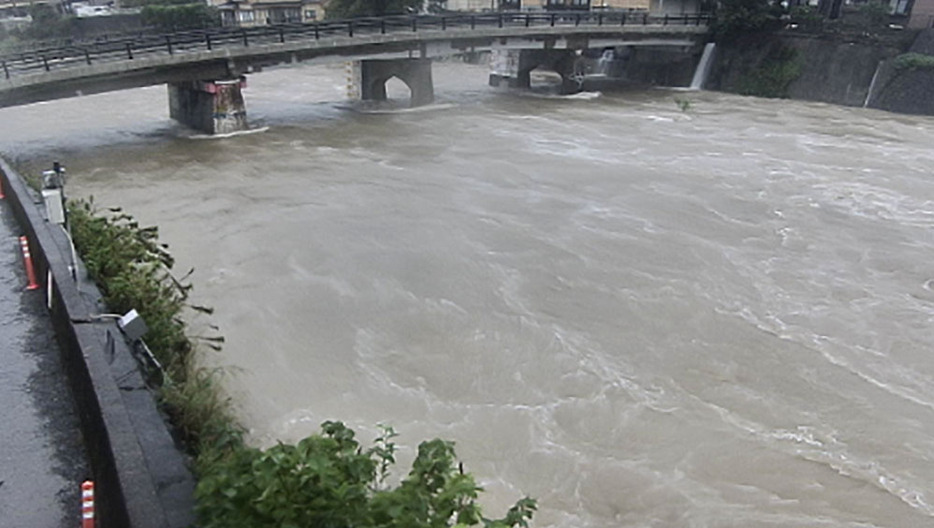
(0, 12, 712, 80)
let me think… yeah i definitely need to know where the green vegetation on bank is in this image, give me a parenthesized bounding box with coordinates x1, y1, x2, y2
(66, 199, 537, 527)
(326, 0, 423, 19)
(893, 52, 934, 70)
(736, 45, 801, 98)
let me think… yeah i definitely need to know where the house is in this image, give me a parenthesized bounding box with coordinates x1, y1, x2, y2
(909, 0, 934, 27)
(211, 0, 326, 27)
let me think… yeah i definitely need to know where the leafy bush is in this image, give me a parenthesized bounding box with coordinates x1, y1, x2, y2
(858, 1, 890, 31)
(68, 199, 240, 451)
(325, 0, 422, 19)
(141, 3, 220, 31)
(788, 5, 823, 31)
(196, 421, 536, 528)
(737, 45, 801, 98)
(712, 0, 783, 43)
(893, 52, 934, 70)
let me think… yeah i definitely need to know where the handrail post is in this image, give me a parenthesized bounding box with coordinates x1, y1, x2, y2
(348, 21, 354, 37)
(621, 13, 626, 25)
(598, 13, 603, 25)
(642, 12, 647, 25)
(471, 15, 475, 29)
(525, 13, 530, 27)
(84, 48, 91, 65)
(42, 55, 49, 71)
(242, 29, 249, 46)
(166, 35, 173, 55)
(412, 17, 417, 31)
(314, 23, 320, 39)
(550, 12, 555, 26)
(498, 14, 503, 28)
(381, 19, 386, 33)
(664, 13, 668, 25)
(442, 16, 446, 30)
(575, 13, 580, 26)
(279, 27, 285, 43)
(206, 33, 212, 50)
(126, 42, 133, 59)
(2, 60, 7, 79)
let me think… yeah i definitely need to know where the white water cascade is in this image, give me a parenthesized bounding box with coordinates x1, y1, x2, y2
(594, 49, 614, 77)
(864, 60, 883, 108)
(689, 42, 716, 90)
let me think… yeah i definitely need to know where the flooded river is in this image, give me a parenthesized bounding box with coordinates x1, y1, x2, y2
(4, 61, 934, 528)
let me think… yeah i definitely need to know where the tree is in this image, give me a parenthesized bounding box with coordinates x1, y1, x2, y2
(712, 0, 782, 43)
(326, 0, 423, 19)
(140, 3, 220, 31)
(22, 4, 77, 41)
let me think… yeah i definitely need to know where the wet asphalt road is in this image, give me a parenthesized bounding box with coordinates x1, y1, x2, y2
(0, 197, 88, 527)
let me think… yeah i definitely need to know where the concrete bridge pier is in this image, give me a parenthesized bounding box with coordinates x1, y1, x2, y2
(489, 49, 582, 95)
(168, 77, 248, 134)
(357, 58, 434, 107)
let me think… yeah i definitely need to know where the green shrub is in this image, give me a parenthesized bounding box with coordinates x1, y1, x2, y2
(737, 45, 801, 98)
(858, 1, 890, 31)
(196, 422, 536, 528)
(67, 199, 241, 451)
(141, 3, 220, 31)
(893, 52, 934, 70)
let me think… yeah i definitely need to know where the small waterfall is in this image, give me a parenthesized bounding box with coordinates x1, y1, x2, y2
(864, 60, 883, 108)
(595, 49, 614, 77)
(690, 43, 716, 90)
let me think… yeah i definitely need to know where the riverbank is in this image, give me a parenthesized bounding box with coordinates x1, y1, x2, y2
(707, 28, 934, 115)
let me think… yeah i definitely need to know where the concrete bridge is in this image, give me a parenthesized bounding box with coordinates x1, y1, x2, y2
(0, 12, 711, 133)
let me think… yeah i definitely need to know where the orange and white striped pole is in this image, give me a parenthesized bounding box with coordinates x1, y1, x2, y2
(81, 480, 95, 528)
(19, 236, 39, 291)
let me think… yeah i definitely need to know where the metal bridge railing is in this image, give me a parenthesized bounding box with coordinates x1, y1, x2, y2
(0, 12, 713, 80)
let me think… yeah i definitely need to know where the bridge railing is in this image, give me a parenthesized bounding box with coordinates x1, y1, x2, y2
(0, 12, 712, 80)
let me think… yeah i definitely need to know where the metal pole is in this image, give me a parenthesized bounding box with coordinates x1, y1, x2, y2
(2, 61, 8, 79)
(166, 35, 173, 55)
(126, 42, 133, 59)
(206, 33, 212, 50)
(242, 29, 249, 46)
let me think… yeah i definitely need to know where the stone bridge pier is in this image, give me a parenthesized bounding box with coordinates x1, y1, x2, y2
(168, 77, 248, 134)
(356, 58, 434, 107)
(489, 49, 582, 94)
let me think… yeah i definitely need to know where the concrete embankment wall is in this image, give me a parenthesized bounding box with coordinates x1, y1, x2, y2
(0, 160, 194, 528)
(707, 29, 934, 115)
